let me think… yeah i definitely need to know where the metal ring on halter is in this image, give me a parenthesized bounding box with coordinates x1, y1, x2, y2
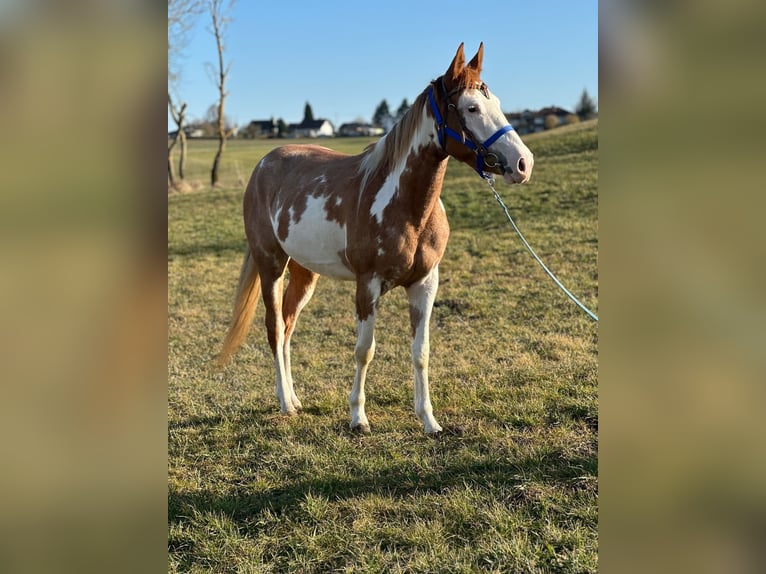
(483, 152, 500, 168)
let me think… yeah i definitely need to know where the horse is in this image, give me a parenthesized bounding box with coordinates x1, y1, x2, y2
(218, 42, 534, 433)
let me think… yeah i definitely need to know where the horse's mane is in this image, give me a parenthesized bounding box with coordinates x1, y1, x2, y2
(358, 86, 431, 192)
(358, 68, 481, 192)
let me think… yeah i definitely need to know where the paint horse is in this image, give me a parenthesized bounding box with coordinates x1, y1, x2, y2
(218, 43, 534, 433)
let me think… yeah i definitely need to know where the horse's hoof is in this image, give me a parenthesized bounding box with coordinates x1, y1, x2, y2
(425, 424, 443, 435)
(350, 423, 371, 435)
(281, 408, 298, 417)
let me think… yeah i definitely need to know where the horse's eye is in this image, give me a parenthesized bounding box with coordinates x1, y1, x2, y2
(467, 105, 478, 113)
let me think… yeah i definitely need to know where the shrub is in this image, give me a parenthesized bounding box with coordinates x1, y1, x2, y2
(565, 113, 581, 125)
(544, 114, 559, 130)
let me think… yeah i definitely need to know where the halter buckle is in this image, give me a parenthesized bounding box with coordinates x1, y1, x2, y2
(483, 152, 500, 168)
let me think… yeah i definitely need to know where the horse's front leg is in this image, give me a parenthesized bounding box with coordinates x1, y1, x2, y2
(406, 266, 443, 433)
(349, 274, 380, 433)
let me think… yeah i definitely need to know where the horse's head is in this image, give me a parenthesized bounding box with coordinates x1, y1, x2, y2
(432, 43, 534, 184)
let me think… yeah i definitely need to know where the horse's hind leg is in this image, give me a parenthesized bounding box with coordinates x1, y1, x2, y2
(257, 254, 295, 414)
(282, 260, 319, 411)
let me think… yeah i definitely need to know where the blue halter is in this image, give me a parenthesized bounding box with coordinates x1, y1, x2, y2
(427, 83, 515, 178)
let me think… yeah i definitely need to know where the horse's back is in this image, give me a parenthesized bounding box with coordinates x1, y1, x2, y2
(256, 144, 351, 176)
(244, 144, 361, 281)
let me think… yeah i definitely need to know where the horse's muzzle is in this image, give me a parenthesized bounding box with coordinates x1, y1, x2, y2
(503, 154, 533, 184)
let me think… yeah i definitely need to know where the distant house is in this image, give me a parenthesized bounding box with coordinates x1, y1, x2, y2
(243, 118, 278, 138)
(168, 126, 206, 139)
(338, 122, 385, 137)
(288, 118, 335, 138)
(505, 106, 572, 134)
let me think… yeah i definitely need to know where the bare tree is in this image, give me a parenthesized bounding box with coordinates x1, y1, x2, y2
(168, 96, 187, 186)
(207, 0, 236, 187)
(169, 0, 202, 74)
(168, 0, 202, 188)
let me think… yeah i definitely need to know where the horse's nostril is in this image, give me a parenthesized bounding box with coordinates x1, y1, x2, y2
(518, 157, 526, 174)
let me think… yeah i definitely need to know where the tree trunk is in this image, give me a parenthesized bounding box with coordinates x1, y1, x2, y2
(208, 0, 232, 188)
(178, 129, 187, 180)
(168, 132, 179, 186)
(211, 141, 224, 186)
(211, 92, 226, 186)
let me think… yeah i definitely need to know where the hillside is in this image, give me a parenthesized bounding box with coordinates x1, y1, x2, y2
(168, 120, 598, 573)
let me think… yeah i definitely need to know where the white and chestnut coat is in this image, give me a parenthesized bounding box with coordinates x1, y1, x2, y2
(218, 43, 533, 433)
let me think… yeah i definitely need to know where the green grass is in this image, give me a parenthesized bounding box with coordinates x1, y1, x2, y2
(168, 120, 598, 573)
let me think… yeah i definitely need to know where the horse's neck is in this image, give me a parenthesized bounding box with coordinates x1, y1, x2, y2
(386, 105, 449, 228)
(400, 149, 448, 228)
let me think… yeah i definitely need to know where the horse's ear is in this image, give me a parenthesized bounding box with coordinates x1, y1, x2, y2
(467, 42, 484, 74)
(445, 42, 465, 83)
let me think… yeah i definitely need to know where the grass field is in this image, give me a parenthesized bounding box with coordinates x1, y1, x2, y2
(168, 120, 598, 572)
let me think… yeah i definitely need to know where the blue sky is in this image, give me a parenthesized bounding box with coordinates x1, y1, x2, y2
(170, 0, 598, 128)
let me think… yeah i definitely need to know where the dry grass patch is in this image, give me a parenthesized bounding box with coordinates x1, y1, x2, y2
(169, 122, 598, 573)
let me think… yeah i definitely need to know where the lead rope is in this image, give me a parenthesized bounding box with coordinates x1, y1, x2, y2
(483, 174, 599, 322)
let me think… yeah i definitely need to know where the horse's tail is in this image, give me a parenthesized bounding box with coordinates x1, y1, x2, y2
(217, 250, 261, 367)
